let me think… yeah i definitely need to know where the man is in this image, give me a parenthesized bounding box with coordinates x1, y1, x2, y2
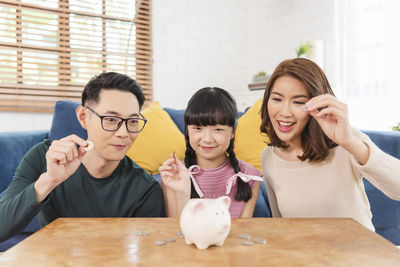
(0, 72, 163, 242)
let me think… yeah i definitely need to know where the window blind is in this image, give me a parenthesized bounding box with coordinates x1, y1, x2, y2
(0, 0, 152, 112)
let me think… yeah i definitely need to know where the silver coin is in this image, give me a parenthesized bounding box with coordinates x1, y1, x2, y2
(176, 231, 184, 238)
(165, 238, 176, 242)
(238, 234, 251, 240)
(175, 231, 183, 236)
(154, 241, 166, 246)
(253, 238, 267, 244)
(241, 241, 255, 246)
(84, 141, 94, 152)
(136, 231, 148, 236)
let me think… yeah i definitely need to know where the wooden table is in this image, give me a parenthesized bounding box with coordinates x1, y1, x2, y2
(1, 218, 400, 266)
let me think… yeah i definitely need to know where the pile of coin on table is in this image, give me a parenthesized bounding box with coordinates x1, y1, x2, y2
(136, 230, 185, 246)
(238, 233, 267, 246)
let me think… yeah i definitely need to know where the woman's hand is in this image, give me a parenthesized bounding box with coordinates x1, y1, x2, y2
(305, 94, 353, 147)
(305, 94, 369, 164)
(159, 152, 191, 195)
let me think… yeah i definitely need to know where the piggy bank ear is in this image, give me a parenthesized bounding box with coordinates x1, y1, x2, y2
(193, 201, 204, 213)
(219, 196, 231, 209)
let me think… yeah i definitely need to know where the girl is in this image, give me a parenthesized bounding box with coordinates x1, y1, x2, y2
(160, 87, 263, 218)
(260, 58, 400, 230)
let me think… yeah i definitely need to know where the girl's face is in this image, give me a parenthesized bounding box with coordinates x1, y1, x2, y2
(187, 124, 234, 169)
(267, 75, 311, 149)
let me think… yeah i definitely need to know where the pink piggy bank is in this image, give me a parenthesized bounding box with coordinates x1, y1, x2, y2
(180, 196, 231, 250)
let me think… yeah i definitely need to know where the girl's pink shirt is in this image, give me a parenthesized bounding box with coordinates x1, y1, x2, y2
(192, 160, 261, 217)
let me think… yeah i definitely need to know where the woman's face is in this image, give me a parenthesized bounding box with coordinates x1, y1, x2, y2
(267, 75, 311, 149)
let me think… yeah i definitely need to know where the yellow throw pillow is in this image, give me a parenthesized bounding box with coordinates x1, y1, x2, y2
(127, 101, 185, 174)
(234, 99, 269, 172)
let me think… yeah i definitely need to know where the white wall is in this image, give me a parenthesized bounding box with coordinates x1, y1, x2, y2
(0, 112, 52, 132)
(152, 0, 251, 110)
(1, 0, 337, 131)
(241, 0, 337, 108)
(153, 0, 337, 111)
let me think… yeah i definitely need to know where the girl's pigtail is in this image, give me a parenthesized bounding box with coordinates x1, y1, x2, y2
(227, 139, 252, 202)
(184, 133, 200, 198)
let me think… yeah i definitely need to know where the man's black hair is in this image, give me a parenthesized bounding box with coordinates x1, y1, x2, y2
(82, 72, 145, 109)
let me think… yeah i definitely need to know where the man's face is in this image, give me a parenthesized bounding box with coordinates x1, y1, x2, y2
(84, 89, 141, 162)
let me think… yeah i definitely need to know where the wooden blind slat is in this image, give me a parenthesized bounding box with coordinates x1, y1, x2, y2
(0, 94, 80, 102)
(1, 43, 139, 57)
(0, 88, 81, 97)
(0, 84, 83, 91)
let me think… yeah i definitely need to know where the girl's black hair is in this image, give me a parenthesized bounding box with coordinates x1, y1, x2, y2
(184, 87, 252, 202)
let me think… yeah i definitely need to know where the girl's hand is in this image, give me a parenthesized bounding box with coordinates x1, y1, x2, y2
(159, 152, 191, 195)
(305, 94, 354, 147)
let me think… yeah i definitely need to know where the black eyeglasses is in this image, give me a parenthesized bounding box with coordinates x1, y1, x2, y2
(86, 106, 147, 133)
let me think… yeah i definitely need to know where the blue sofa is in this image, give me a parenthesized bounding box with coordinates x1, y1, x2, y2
(1, 100, 400, 251)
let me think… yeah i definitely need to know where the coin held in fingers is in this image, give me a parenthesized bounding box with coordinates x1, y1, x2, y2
(84, 141, 94, 152)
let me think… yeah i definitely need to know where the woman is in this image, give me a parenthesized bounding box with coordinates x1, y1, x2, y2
(259, 58, 400, 230)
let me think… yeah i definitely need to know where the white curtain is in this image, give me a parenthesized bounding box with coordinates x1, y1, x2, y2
(336, 0, 400, 130)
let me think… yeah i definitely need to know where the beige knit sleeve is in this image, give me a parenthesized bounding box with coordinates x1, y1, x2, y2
(350, 129, 400, 200)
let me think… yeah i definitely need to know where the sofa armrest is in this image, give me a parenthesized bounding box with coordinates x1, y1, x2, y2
(362, 130, 400, 158)
(362, 130, 400, 245)
(0, 130, 47, 251)
(0, 130, 48, 192)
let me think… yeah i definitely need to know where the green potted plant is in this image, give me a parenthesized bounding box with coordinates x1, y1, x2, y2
(296, 42, 312, 58)
(253, 71, 269, 83)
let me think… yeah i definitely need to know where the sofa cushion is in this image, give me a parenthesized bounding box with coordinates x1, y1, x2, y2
(234, 99, 269, 172)
(49, 100, 87, 140)
(163, 107, 185, 133)
(127, 101, 186, 174)
(0, 130, 49, 192)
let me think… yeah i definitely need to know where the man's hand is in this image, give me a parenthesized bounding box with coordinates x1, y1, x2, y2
(34, 135, 88, 202)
